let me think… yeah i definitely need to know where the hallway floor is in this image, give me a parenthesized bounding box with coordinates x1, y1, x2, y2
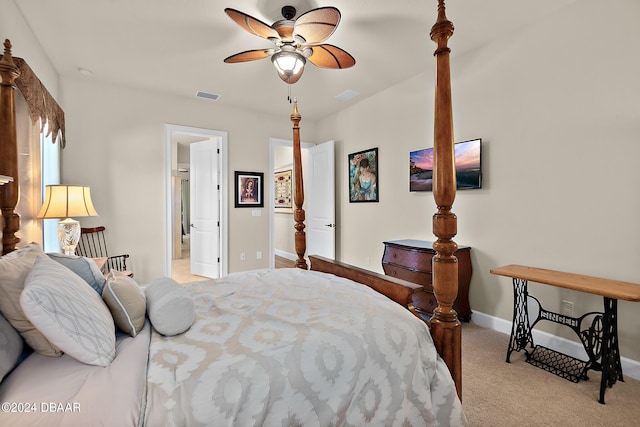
(171, 235, 208, 284)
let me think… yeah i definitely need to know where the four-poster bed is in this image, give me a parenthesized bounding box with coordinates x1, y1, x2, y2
(1, 1, 465, 425)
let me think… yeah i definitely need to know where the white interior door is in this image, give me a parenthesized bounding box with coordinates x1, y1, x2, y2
(190, 140, 220, 278)
(307, 140, 335, 258)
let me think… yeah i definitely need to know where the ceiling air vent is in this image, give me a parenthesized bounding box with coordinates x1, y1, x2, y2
(336, 89, 360, 101)
(195, 91, 220, 101)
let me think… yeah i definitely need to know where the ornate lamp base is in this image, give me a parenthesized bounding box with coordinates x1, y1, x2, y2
(58, 217, 80, 255)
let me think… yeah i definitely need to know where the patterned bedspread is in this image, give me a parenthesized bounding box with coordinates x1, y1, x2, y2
(144, 268, 467, 426)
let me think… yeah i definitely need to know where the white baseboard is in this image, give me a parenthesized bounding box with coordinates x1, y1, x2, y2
(471, 311, 640, 381)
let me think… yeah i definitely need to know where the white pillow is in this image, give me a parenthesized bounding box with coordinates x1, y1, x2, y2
(103, 271, 146, 337)
(145, 277, 195, 336)
(20, 257, 116, 367)
(0, 243, 61, 356)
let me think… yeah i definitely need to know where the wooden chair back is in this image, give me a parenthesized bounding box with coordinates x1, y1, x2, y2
(76, 226, 132, 276)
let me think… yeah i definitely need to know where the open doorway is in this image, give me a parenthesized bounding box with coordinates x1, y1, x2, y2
(164, 124, 228, 282)
(269, 138, 335, 268)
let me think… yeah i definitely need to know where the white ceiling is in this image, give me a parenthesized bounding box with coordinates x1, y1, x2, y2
(15, 0, 577, 122)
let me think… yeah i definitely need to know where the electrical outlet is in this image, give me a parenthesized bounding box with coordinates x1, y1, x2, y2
(561, 300, 574, 317)
(256, 251, 262, 260)
(240, 252, 246, 261)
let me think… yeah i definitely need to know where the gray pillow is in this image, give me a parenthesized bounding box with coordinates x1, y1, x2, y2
(47, 253, 107, 294)
(103, 271, 146, 337)
(145, 277, 195, 336)
(0, 311, 23, 382)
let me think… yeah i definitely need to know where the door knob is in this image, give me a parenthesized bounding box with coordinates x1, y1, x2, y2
(325, 224, 336, 228)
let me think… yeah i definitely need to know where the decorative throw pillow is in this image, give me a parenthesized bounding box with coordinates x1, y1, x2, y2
(0, 243, 62, 357)
(0, 311, 23, 382)
(20, 257, 116, 367)
(145, 277, 195, 336)
(103, 271, 146, 337)
(47, 253, 107, 294)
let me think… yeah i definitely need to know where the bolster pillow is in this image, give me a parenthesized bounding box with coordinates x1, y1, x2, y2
(145, 277, 195, 336)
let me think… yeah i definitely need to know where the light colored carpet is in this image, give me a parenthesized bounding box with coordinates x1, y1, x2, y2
(462, 322, 640, 426)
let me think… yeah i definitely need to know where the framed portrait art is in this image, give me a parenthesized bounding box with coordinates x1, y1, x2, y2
(348, 147, 378, 202)
(235, 171, 264, 208)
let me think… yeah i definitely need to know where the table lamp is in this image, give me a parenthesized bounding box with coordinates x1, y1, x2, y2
(37, 185, 98, 255)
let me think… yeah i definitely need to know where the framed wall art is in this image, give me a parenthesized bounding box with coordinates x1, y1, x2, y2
(274, 168, 293, 212)
(235, 171, 264, 208)
(409, 138, 482, 192)
(348, 147, 378, 202)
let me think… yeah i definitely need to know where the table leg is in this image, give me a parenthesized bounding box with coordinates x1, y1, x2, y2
(507, 278, 535, 362)
(599, 297, 623, 404)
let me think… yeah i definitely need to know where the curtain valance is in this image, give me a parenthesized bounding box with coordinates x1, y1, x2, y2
(12, 56, 66, 147)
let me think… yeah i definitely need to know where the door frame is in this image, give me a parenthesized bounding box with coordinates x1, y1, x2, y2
(269, 137, 313, 268)
(164, 124, 228, 278)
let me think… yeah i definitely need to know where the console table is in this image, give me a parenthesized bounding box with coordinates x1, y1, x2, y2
(491, 264, 640, 404)
(382, 239, 472, 321)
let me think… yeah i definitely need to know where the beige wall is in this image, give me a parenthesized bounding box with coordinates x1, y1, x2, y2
(58, 77, 317, 282)
(316, 0, 640, 360)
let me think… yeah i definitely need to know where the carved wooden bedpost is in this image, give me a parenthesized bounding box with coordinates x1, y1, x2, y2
(0, 40, 21, 255)
(430, 1, 462, 398)
(291, 101, 308, 269)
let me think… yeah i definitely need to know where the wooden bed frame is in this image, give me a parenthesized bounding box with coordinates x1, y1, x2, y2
(1, 0, 461, 398)
(292, 1, 462, 397)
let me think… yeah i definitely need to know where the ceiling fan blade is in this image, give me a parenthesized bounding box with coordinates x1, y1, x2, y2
(293, 7, 340, 45)
(224, 8, 280, 40)
(224, 49, 273, 63)
(308, 44, 356, 69)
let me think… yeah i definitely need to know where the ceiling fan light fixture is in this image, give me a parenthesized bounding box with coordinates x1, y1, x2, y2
(271, 50, 306, 83)
(224, 6, 353, 84)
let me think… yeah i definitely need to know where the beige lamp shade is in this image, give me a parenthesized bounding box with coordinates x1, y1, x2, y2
(37, 185, 98, 219)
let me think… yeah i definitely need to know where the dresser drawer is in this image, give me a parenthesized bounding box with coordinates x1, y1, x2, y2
(412, 289, 438, 317)
(382, 246, 433, 272)
(382, 239, 473, 322)
(382, 264, 433, 289)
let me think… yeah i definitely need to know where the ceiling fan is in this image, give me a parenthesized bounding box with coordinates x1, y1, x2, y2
(223, 5, 356, 84)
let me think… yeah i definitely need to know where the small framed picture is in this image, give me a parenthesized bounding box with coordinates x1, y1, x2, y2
(235, 171, 264, 208)
(348, 147, 378, 202)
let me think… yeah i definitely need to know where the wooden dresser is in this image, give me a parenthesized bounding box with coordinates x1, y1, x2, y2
(382, 239, 472, 321)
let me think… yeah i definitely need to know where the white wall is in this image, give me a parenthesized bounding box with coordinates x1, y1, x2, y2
(316, 0, 640, 360)
(0, 0, 58, 95)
